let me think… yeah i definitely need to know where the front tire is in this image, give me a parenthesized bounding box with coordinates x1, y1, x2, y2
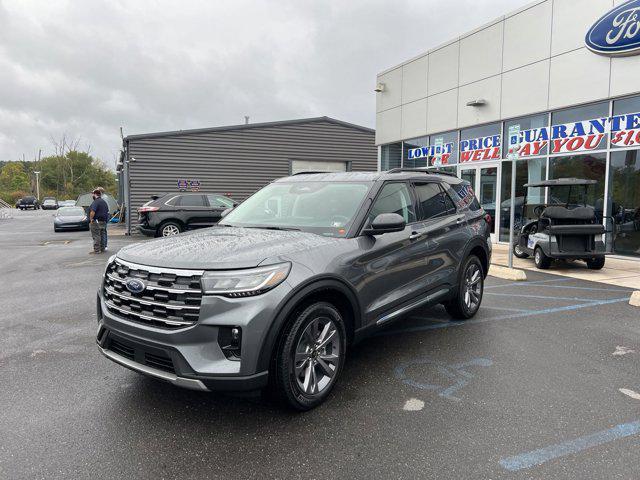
(444, 255, 484, 320)
(273, 302, 346, 411)
(513, 243, 529, 258)
(534, 247, 551, 269)
(157, 221, 183, 237)
(586, 257, 605, 270)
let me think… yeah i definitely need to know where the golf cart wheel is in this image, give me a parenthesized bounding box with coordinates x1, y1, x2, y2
(534, 247, 551, 269)
(513, 244, 529, 259)
(586, 257, 605, 270)
(444, 255, 484, 320)
(272, 302, 346, 411)
(157, 221, 182, 237)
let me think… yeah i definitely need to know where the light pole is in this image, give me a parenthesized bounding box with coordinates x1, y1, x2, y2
(33, 171, 41, 201)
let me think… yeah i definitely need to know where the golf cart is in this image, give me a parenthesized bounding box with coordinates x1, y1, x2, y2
(512, 178, 607, 270)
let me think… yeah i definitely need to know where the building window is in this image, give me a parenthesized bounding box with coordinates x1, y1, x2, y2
(607, 149, 640, 257)
(402, 137, 428, 168)
(381, 143, 402, 171)
(611, 96, 640, 150)
(551, 102, 609, 151)
(499, 158, 547, 242)
(460, 123, 501, 163)
(429, 131, 459, 167)
(548, 153, 606, 218)
(503, 113, 549, 158)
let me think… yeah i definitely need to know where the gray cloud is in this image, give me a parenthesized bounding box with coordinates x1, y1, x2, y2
(0, 0, 528, 167)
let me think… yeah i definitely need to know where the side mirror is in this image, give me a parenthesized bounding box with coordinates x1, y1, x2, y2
(221, 208, 233, 218)
(363, 213, 406, 236)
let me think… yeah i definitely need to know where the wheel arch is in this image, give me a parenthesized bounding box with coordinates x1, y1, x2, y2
(156, 218, 184, 236)
(256, 276, 362, 373)
(463, 237, 490, 279)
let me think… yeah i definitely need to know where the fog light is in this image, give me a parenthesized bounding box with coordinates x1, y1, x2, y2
(219, 326, 242, 361)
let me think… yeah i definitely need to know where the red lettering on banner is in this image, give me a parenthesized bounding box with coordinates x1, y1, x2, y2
(461, 151, 472, 162)
(584, 133, 604, 150)
(566, 136, 585, 152)
(530, 141, 546, 156)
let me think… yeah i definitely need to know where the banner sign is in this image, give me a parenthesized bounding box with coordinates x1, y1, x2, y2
(507, 125, 521, 160)
(460, 135, 501, 162)
(506, 112, 640, 156)
(585, 0, 640, 57)
(177, 179, 202, 191)
(406, 142, 455, 166)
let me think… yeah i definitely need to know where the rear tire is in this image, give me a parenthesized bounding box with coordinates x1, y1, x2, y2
(534, 247, 551, 269)
(444, 255, 484, 320)
(273, 302, 346, 411)
(513, 244, 529, 258)
(586, 257, 605, 270)
(157, 221, 183, 237)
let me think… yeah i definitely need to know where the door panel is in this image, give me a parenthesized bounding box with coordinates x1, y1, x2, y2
(354, 182, 426, 325)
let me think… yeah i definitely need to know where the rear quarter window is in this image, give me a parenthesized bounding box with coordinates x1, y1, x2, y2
(450, 182, 480, 211)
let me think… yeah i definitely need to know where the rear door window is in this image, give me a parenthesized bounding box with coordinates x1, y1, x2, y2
(414, 183, 456, 220)
(177, 195, 206, 207)
(368, 182, 416, 224)
(206, 194, 235, 208)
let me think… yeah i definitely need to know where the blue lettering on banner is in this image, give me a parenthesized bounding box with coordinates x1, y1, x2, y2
(460, 135, 501, 163)
(586, 0, 640, 57)
(406, 143, 455, 166)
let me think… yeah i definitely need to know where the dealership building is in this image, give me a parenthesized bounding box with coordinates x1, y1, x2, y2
(117, 117, 377, 234)
(375, 0, 640, 257)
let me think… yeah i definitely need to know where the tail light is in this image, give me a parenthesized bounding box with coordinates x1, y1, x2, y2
(138, 206, 159, 213)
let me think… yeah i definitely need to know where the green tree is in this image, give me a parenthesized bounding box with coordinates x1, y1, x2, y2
(0, 162, 30, 192)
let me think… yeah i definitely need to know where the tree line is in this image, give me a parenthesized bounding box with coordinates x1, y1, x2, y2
(0, 140, 117, 204)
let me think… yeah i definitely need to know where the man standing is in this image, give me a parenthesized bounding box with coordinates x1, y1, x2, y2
(89, 188, 109, 254)
(96, 186, 108, 251)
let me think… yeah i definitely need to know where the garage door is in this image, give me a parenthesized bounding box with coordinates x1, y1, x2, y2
(290, 160, 348, 175)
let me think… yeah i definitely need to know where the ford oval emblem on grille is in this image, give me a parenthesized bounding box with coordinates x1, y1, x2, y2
(126, 278, 146, 294)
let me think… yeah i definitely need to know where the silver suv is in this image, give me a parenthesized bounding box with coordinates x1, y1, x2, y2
(97, 170, 491, 410)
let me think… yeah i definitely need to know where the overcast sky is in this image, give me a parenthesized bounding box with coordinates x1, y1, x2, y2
(0, 0, 529, 168)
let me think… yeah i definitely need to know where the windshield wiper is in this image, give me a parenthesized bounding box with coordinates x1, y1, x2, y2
(245, 225, 301, 231)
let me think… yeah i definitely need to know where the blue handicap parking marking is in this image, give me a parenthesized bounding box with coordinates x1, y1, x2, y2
(499, 420, 640, 472)
(394, 357, 493, 402)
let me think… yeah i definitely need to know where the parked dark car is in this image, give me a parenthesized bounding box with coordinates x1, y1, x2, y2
(41, 197, 58, 210)
(54, 206, 90, 232)
(76, 192, 118, 218)
(18, 196, 39, 210)
(137, 192, 237, 237)
(97, 170, 491, 410)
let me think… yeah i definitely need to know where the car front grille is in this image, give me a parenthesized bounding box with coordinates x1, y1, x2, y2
(103, 258, 203, 329)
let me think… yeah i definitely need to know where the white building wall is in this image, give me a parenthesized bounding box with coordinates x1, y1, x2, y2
(374, 0, 635, 145)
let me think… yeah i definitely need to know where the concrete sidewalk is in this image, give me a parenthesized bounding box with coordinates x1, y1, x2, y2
(491, 242, 640, 289)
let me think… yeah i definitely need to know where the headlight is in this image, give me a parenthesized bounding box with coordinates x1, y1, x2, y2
(104, 255, 116, 274)
(201, 262, 290, 297)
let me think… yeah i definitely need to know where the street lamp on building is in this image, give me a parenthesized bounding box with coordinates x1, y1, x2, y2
(33, 171, 41, 201)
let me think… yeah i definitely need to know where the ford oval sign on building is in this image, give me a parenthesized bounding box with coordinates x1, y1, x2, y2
(586, 0, 640, 56)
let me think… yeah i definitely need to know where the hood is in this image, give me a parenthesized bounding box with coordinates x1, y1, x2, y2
(116, 226, 342, 270)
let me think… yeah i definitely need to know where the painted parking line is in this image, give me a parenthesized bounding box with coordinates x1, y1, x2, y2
(380, 297, 630, 336)
(499, 284, 632, 293)
(485, 292, 602, 302)
(485, 278, 573, 289)
(499, 420, 640, 472)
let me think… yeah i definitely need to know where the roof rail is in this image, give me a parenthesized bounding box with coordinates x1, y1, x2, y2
(386, 168, 457, 177)
(291, 171, 328, 176)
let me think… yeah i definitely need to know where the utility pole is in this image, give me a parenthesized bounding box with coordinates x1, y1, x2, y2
(33, 171, 41, 201)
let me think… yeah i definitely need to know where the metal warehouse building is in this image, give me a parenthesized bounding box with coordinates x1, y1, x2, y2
(117, 116, 377, 234)
(375, 0, 640, 258)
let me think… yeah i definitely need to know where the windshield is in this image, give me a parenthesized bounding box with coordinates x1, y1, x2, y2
(220, 181, 371, 237)
(58, 207, 85, 217)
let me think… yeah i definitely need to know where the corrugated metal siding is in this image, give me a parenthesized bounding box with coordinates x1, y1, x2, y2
(127, 120, 376, 213)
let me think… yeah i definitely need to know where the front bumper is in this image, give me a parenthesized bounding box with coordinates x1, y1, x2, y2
(55, 222, 89, 230)
(96, 278, 289, 391)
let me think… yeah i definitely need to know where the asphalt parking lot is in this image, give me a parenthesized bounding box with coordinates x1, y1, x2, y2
(1, 209, 640, 479)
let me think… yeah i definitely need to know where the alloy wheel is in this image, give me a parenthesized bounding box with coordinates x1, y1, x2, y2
(463, 263, 482, 311)
(162, 224, 180, 236)
(293, 317, 341, 396)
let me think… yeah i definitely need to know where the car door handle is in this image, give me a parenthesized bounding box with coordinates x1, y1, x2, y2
(456, 216, 466, 225)
(409, 231, 424, 241)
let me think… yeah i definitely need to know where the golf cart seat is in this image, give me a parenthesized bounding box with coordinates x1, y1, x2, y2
(540, 206, 605, 235)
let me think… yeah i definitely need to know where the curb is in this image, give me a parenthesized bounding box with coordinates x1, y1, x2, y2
(630, 291, 640, 307)
(489, 265, 527, 281)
